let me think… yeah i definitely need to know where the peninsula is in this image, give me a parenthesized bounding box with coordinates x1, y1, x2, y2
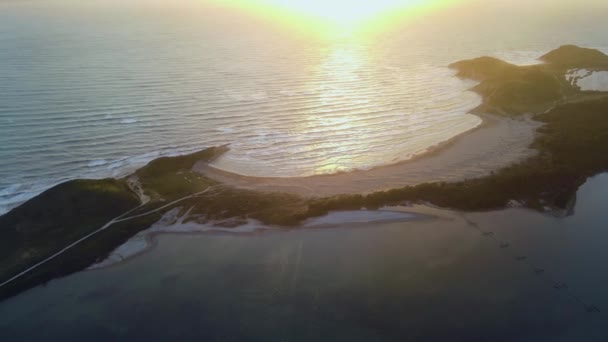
(2, 45, 608, 301)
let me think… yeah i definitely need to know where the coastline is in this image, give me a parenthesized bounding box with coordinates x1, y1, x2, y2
(3, 45, 608, 302)
(195, 114, 541, 197)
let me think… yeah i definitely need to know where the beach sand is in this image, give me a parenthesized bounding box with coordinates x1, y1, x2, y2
(194, 115, 542, 197)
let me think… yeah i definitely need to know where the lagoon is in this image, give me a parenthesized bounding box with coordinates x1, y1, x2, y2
(2, 174, 608, 341)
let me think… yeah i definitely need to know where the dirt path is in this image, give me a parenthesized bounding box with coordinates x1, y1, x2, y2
(0, 185, 223, 289)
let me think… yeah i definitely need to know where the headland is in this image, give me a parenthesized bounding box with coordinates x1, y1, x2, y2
(2, 45, 608, 301)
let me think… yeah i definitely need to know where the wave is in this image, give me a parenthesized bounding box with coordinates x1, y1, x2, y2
(3, 30, 577, 216)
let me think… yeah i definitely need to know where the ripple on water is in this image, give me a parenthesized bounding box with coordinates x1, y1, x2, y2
(3, 6, 582, 214)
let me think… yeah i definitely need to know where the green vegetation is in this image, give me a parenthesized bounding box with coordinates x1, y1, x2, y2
(140, 171, 216, 202)
(136, 145, 228, 200)
(448, 45, 608, 116)
(183, 188, 308, 226)
(0, 179, 139, 286)
(136, 145, 227, 179)
(450, 57, 570, 115)
(0, 214, 161, 301)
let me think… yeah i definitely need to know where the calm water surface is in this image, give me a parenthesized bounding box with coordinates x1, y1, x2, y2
(1, 174, 607, 341)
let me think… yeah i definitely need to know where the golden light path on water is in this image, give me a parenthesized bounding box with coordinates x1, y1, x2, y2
(207, 27, 483, 176)
(304, 44, 369, 173)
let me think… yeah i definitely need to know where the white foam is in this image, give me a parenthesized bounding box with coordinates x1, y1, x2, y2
(0, 184, 22, 197)
(0, 148, 205, 215)
(87, 159, 108, 167)
(565, 69, 608, 91)
(492, 50, 544, 66)
(577, 71, 608, 91)
(120, 118, 138, 124)
(214, 127, 236, 133)
(0, 182, 63, 214)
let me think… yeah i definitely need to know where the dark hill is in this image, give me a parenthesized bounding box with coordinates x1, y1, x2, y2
(540, 45, 608, 69)
(449, 56, 522, 81)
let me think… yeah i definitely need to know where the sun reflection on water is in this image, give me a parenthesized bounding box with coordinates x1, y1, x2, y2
(301, 39, 377, 174)
(202, 2, 483, 178)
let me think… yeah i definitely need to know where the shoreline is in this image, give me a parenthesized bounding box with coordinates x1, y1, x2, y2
(87, 206, 437, 271)
(3, 45, 607, 303)
(196, 114, 541, 197)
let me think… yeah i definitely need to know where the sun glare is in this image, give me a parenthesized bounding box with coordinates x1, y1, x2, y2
(214, 0, 447, 33)
(263, 0, 416, 26)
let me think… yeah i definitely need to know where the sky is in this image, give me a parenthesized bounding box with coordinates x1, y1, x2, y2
(3, 0, 608, 35)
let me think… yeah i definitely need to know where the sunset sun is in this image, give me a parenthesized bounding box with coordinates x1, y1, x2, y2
(260, 0, 417, 26)
(216, 0, 444, 32)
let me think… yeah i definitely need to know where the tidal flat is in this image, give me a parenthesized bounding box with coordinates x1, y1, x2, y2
(2, 174, 608, 341)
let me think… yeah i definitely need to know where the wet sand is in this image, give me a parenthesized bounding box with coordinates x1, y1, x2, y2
(194, 115, 542, 197)
(89, 206, 434, 270)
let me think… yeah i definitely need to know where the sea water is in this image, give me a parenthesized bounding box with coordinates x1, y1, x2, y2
(1, 1, 607, 213)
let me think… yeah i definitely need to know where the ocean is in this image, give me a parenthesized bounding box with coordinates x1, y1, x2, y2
(1, 1, 607, 214)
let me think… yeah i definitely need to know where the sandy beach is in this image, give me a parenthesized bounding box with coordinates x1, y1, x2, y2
(194, 115, 542, 197)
